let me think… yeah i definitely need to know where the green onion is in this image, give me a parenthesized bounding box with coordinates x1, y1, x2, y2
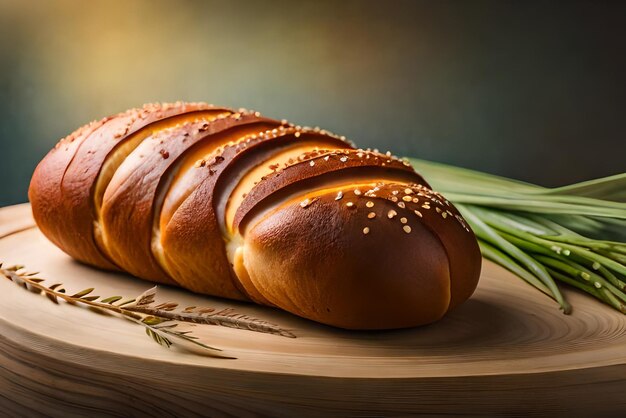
(408, 158, 626, 314)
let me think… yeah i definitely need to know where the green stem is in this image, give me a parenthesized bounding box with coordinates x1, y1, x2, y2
(457, 205, 571, 313)
(478, 240, 552, 297)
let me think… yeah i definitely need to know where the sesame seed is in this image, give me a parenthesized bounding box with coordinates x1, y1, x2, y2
(366, 201, 374, 208)
(387, 210, 397, 219)
(335, 191, 343, 200)
(354, 189, 362, 196)
(397, 201, 406, 209)
(442, 212, 448, 218)
(363, 227, 370, 235)
(294, 132, 301, 138)
(324, 155, 330, 161)
(300, 197, 317, 208)
(404, 188, 413, 194)
(400, 217, 407, 224)
(309, 160, 315, 166)
(346, 202, 355, 208)
(594, 281, 602, 288)
(340, 156, 348, 162)
(402, 195, 412, 202)
(414, 210, 422, 217)
(368, 212, 376, 219)
(390, 196, 398, 202)
(403, 225, 412, 233)
(422, 204, 430, 209)
(592, 262, 601, 270)
(412, 198, 419, 203)
(392, 190, 399, 195)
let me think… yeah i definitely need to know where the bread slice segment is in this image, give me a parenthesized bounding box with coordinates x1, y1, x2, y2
(98, 113, 279, 284)
(159, 128, 352, 300)
(29, 102, 221, 270)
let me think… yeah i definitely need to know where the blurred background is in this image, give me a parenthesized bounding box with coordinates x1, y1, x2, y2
(0, 0, 624, 206)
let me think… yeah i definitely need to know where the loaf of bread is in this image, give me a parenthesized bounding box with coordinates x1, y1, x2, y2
(29, 102, 481, 329)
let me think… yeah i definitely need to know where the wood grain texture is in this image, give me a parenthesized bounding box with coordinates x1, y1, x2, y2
(0, 204, 625, 417)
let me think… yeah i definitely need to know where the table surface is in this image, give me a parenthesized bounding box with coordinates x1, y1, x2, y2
(1, 203, 625, 417)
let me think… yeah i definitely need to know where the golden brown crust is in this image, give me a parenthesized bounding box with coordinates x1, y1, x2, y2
(161, 126, 353, 300)
(29, 102, 218, 270)
(100, 112, 281, 285)
(28, 116, 115, 269)
(29, 102, 482, 330)
(157, 121, 290, 299)
(242, 188, 453, 329)
(234, 149, 430, 232)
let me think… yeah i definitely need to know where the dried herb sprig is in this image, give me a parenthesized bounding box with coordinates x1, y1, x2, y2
(1, 264, 295, 358)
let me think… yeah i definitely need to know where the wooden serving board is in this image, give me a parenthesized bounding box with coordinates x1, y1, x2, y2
(1, 203, 625, 417)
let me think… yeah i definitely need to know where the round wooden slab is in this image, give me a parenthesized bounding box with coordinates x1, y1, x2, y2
(1, 203, 625, 416)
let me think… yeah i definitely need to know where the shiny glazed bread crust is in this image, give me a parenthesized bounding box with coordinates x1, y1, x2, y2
(28, 102, 481, 330)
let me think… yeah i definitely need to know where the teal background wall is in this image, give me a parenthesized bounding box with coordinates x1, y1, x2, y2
(1, 0, 625, 206)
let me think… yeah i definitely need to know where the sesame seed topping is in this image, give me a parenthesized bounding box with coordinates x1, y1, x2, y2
(414, 210, 422, 217)
(422, 204, 430, 209)
(294, 132, 301, 138)
(366, 201, 374, 208)
(392, 190, 399, 195)
(397, 201, 406, 209)
(324, 155, 330, 161)
(346, 202, 355, 208)
(390, 196, 398, 202)
(300, 197, 317, 208)
(309, 160, 315, 166)
(387, 210, 397, 219)
(442, 212, 448, 218)
(403, 225, 412, 233)
(594, 281, 602, 288)
(412, 198, 419, 203)
(368, 212, 376, 219)
(354, 189, 362, 196)
(436, 207, 442, 213)
(335, 191, 343, 200)
(402, 195, 412, 202)
(363, 227, 370, 235)
(400, 217, 407, 224)
(340, 156, 348, 162)
(404, 188, 413, 194)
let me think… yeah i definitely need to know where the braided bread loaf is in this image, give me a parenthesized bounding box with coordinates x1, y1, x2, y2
(29, 102, 481, 329)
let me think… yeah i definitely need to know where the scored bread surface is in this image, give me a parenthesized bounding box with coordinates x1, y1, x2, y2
(29, 102, 481, 329)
